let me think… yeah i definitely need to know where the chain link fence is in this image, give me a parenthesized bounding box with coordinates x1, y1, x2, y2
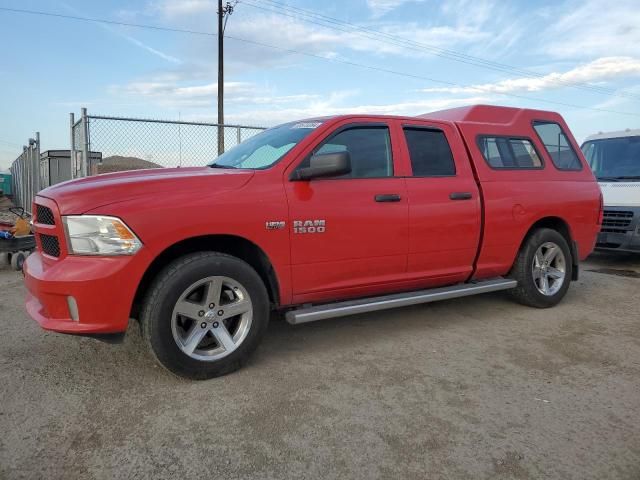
(71, 117, 84, 178)
(9, 133, 40, 211)
(71, 109, 265, 175)
(7, 110, 265, 210)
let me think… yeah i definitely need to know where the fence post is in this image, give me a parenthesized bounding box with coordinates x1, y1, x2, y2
(218, 126, 224, 156)
(22, 146, 28, 211)
(14, 152, 19, 208)
(32, 132, 40, 204)
(19, 149, 24, 209)
(28, 142, 33, 209)
(70, 112, 75, 180)
(237, 126, 241, 146)
(81, 107, 90, 177)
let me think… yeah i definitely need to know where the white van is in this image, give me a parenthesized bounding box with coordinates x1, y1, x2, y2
(582, 130, 640, 252)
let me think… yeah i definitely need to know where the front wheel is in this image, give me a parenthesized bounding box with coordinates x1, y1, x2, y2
(508, 228, 573, 308)
(141, 252, 270, 379)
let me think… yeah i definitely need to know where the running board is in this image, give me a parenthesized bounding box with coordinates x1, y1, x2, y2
(285, 278, 517, 325)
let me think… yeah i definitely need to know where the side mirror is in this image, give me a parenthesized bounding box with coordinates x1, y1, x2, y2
(295, 151, 351, 180)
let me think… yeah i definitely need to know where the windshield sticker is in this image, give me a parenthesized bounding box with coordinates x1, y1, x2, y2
(292, 122, 322, 129)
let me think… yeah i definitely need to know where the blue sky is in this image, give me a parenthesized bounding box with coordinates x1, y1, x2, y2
(1, 0, 639, 170)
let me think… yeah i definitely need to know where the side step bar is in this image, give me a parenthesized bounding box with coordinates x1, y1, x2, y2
(285, 278, 517, 325)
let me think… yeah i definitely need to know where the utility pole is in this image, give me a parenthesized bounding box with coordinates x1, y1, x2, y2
(218, 0, 234, 156)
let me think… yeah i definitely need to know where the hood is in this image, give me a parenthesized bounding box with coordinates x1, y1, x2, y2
(599, 182, 640, 208)
(39, 167, 254, 214)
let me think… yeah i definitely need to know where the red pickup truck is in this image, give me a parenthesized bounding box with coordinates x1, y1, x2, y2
(24, 105, 602, 379)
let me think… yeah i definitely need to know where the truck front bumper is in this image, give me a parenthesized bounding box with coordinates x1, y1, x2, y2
(596, 206, 640, 253)
(23, 251, 148, 334)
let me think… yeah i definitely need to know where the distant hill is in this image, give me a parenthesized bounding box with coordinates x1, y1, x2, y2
(93, 156, 163, 174)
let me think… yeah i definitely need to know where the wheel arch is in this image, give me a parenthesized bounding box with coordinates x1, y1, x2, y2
(131, 234, 281, 319)
(518, 216, 579, 281)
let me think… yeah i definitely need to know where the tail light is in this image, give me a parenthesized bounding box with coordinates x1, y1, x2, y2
(597, 191, 604, 225)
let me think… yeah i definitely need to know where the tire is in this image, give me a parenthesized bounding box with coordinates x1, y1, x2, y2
(11, 251, 26, 271)
(141, 252, 270, 380)
(508, 228, 573, 308)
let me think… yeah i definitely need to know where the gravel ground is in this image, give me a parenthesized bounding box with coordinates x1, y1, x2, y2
(0, 253, 639, 480)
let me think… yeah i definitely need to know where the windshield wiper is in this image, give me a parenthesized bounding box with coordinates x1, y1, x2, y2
(209, 164, 236, 169)
(598, 175, 640, 181)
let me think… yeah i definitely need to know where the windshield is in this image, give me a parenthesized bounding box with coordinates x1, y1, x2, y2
(582, 136, 640, 180)
(208, 121, 323, 170)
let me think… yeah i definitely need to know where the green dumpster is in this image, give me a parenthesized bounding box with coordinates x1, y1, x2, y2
(0, 173, 12, 196)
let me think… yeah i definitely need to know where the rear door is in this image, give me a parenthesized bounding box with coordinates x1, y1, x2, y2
(398, 120, 481, 286)
(284, 121, 409, 303)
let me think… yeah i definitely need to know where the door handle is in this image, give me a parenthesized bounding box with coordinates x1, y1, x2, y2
(374, 194, 401, 202)
(449, 192, 473, 200)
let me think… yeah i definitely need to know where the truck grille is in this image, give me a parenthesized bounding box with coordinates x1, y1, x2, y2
(601, 210, 633, 233)
(39, 233, 61, 257)
(36, 204, 56, 225)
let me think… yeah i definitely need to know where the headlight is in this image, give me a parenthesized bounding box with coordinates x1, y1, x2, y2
(63, 215, 142, 255)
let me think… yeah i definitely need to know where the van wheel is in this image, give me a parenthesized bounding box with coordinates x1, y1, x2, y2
(141, 252, 269, 380)
(508, 228, 572, 308)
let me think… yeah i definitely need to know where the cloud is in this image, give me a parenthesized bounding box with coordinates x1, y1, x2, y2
(149, 0, 216, 17)
(220, 12, 507, 69)
(540, 0, 640, 58)
(109, 73, 493, 127)
(223, 95, 494, 126)
(110, 77, 328, 110)
(111, 80, 254, 108)
(100, 0, 533, 88)
(366, 0, 425, 18)
(435, 0, 524, 57)
(216, 0, 525, 68)
(60, 1, 181, 64)
(115, 31, 181, 64)
(116, 2, 522, 71)
(419, 57, 640, 95)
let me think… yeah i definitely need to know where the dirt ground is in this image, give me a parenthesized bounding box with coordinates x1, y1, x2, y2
(0, 252, 638, 480)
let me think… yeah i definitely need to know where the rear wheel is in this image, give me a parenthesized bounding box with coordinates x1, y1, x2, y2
(508, 228, 572, 308)
(141, 252, 269, 379)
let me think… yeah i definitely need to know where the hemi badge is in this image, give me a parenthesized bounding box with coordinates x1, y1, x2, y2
(266, 221, 286, 230)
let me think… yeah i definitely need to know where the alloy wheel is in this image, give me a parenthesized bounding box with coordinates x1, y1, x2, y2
(171, 276, 253, 361)
(532, 242, 566, 296)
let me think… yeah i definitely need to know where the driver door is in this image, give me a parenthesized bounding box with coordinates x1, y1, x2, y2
(284, 122, 408, 304)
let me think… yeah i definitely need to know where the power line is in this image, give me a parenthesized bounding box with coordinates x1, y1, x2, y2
(244, 0, 640, 101)
(1, 6, 639, 118)
(0, 6, 216, 36)
(245, 0, 535, 73)
(251, 0, 546, 76)
(257, 0, 640, 101)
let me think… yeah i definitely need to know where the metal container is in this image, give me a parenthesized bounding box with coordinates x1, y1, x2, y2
(0, 173, 12, 196)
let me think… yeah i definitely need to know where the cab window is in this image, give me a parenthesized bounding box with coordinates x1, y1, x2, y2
(403, 128, 456, 176)
(477, 136, 543, 169)
(533, 121, 582, 171)
(305, 126, 393, 178)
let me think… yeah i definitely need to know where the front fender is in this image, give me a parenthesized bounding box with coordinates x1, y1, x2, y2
(85, 179, 292, 305)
